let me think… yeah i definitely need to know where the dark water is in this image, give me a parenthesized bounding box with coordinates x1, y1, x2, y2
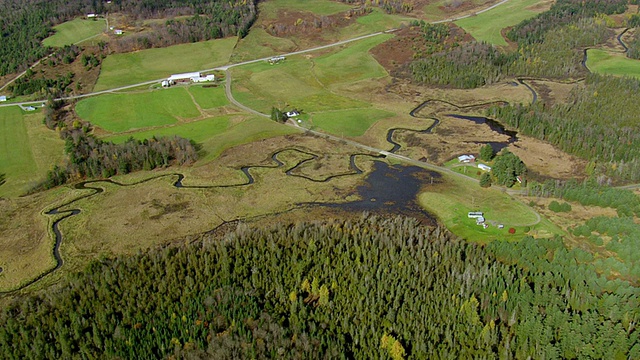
(318, 161, 440, 224)
(446, 114, 518, 153)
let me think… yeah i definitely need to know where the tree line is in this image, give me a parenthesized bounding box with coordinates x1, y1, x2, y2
(488, 73, 640, 182)
(30, 100, 198, 192)
(0, 215, 637, 358)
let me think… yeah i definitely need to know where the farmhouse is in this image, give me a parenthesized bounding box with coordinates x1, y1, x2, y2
(167, 72, 214, 84)
(268, 56, 285, 64)
(477, 164, 491, 171)
(285, 110, 300, 117)
(468, 212, 483, 219)
(458, 154, 475, 163)
(87, 13, 97, 18)
(0, 96, 6, 102)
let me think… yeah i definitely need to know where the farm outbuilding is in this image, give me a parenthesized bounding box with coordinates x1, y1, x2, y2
(168, 72, 214, 84)
(477, 164, 491, 171)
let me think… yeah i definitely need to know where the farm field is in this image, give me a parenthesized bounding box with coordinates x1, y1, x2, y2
(188, 85, 228, 109)
(420, 0, 494, 22)
(586, 49, 640, 79)
(0, 107, 64, 197)
(419, 173, 563, 242)
(42, 18, 106, 48)
(310, 108, 396, 136)
(455, 0, 547, 46)
(93, 37, 237, 91)
(75, 88, 200, 133)
(231, 34, 391, 115)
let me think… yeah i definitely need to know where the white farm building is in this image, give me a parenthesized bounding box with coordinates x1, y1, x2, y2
(167, 72, 215, 84)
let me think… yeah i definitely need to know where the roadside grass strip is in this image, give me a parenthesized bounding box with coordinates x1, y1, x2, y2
(311, 108, 396, 137)
(419, 173, 563, 242)
(586, 49, 640, 79)
(75, 88, 199, 133)
(43, 18, 106, 47)
(94, 37, 237, 91)
(456, 0, 545, 46)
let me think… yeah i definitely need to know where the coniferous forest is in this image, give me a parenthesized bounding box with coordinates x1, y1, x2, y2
(1, 216, 638, 359)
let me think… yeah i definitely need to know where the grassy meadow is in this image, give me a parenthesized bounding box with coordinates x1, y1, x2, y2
(311, 108, 395, 137)
(75, 88, 200, 133)
(586, 49, 640, 79)
(259, 0, 352, 18)
(455, 0, 546, 46)
(0, 107, 65, 197)
(421, 0, 493, 22)
(42, 18, 106, 47)
(94, 37, 237, 91)
(419, 173, 563, 242)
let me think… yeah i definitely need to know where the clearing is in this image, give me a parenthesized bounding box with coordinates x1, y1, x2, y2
(42, 18, 106, 47)
(586, 49, 640, 79)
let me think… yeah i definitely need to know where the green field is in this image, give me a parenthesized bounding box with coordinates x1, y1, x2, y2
(231, 34, 392, 114)
(231, 28, 298, 63)
(42, 18, 106, 47)
(422, 0, 493, 22)
(586, 49, 640, 78)
(456, 0, 545, 46)
(75, 88, 200, 133)
(188, 85, 228, 109)
(0, 107, 65, 197)
(419, 174, 563, 242)
(94, 37, 237, 91)
(311, 108, 395, 137)
(314, 34, 392, 85)
(337, 9, 414, 38)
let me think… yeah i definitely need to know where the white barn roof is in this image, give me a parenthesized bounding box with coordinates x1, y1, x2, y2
(168, 72, 201, 81)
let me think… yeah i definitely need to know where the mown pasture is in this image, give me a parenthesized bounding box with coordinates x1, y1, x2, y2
(0, 107, 64, 197)
(419, 173, 563, 242)
(586, 49, 640, 79)
(455, 0, 546, 46)
(93, 37, 237, 91)
(42, 18, 106, 48)
(259, 0, 352, 18)
(75, 88, 200, 133)
(421, 0, 494, 22)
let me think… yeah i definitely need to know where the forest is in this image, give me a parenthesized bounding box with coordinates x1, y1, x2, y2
(0, 0, 257, 76)
(0, 216, 637, 358)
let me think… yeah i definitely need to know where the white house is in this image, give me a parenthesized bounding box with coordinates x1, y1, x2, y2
(458, 154, 475, 163)
(114, 29, 123, 35)
(468, 212, 483, 219)
(268, 56, 285, 64)
(87, 13, 97, 18)
(161, 80, 170, 87)
(0, 96, 7, 102)
(477, 164, 492, 171)
(285, 110, 300, 117)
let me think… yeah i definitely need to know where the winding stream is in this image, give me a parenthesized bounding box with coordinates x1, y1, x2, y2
(2, 148, 380, 294)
